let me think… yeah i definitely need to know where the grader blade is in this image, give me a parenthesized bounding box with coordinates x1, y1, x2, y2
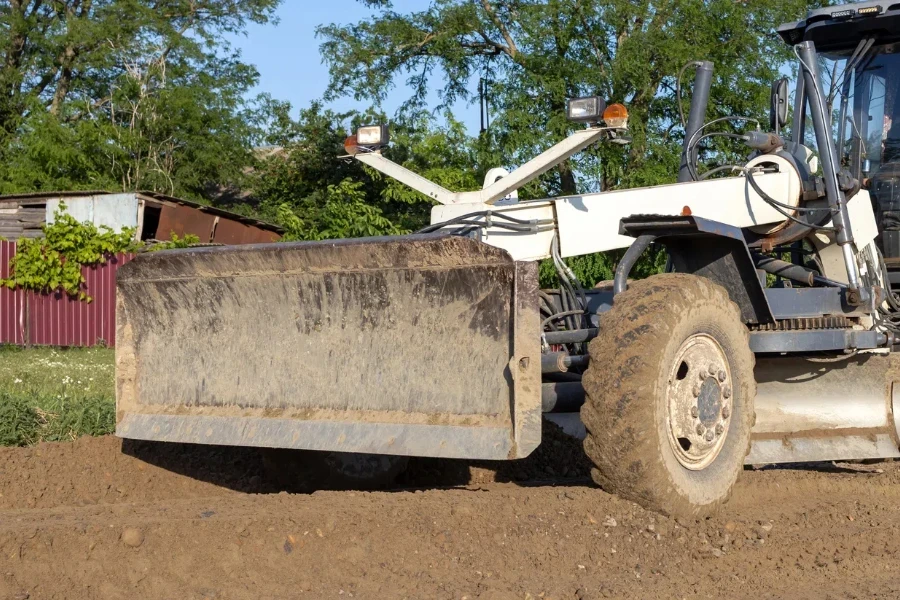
(748, 354, 900, 464)
(115, 235, 542, 460)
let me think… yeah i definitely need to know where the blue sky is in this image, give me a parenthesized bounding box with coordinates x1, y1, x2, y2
(228, 1, 480, 131)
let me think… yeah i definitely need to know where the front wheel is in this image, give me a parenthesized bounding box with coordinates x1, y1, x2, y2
(580, 273, 756, 518)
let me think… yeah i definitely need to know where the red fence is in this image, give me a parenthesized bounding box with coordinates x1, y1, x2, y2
(0, 241, 134, 347)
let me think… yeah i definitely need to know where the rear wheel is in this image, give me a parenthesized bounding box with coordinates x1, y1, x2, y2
(262, 450, 409, 491)
(580, 273, 755, 517)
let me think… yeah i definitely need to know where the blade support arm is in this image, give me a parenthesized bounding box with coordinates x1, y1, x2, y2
(354, 127, 613, 206)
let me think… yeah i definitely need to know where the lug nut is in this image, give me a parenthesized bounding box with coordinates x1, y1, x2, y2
(715, 424, 724, 436)
(696, 424, 705, 435)
(705, 430, 715, 442)
(708, 364, 717, 376)
(690, 406, 699, 418)
(692, 385, 701, 397)
(722, 405, 730, 419)
(723, 386, 732, 399)
(717, 370, 727, 382)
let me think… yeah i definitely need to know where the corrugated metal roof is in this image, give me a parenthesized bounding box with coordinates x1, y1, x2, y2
(0, 190, 111, 200)
(137, 191, 283, 233)
(0, 190, 284, 233)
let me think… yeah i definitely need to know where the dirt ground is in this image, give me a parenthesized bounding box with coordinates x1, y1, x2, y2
(2, 424, 900, 600)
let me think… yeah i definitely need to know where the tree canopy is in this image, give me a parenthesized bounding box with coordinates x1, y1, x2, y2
(251, 103, 491, 240)
(319, 0, 825, 194)
(0, 0, 834, 266)
(0, 0, 280, 197)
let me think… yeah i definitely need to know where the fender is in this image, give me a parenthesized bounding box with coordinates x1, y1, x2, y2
(616, 215, 774, 325)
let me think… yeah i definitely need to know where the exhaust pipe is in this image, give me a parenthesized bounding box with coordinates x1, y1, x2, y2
(678, 61, 714, 183)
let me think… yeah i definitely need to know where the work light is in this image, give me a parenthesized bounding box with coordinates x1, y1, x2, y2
(356, 124, 390, 149)
(566, 96, 606, 123)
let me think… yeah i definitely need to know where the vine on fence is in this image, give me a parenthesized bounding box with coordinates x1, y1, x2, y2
(0, 204, 197, 302)
(146, 233, 200, 252)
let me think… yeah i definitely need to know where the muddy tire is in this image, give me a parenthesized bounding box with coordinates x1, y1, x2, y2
(580, 273, 755, 518)
(262, 450, 409, 491)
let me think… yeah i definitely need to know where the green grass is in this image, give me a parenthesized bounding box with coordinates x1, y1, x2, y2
(0, 345, 115, 446)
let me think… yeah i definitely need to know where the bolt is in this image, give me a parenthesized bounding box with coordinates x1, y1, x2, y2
(715, 423, 724, 436)
(705, 430, 715, 442)
(708, 364, 717, 376)
(721, 405, 730, 419)
(690, 406, 699, 418)
(692, 385, 702, 397)
(717, 370, 727, 382)
(723, 386, 732, 399)
(696, 424, 705, 436)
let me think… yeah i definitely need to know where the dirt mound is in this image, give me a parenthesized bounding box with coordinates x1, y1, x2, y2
(3, 429, 900, 599)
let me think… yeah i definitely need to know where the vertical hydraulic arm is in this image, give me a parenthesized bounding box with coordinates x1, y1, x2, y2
(795, 41, 865, 298)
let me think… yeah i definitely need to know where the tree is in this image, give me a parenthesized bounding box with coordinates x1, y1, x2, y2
(0, 0, 281, 199)
(318, 0, 826, 195)
(250, 103, 492, 239)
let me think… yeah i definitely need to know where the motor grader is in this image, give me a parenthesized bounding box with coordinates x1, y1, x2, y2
(114, 1, 900, 517)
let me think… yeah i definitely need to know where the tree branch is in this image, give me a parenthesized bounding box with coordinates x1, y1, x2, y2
(479, 0, 518, 58)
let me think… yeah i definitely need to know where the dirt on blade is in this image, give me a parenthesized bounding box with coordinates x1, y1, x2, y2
(2, 424, 900, 600)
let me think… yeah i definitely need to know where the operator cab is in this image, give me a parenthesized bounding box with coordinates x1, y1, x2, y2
(780, 2, 900, 286)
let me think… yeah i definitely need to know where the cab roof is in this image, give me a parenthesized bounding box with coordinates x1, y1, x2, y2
(778, 1, 900, 52)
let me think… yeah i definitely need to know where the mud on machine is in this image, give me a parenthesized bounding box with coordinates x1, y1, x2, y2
(115, 2, 900, 516)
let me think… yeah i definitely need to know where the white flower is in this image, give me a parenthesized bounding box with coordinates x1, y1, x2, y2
(13, 378, 22, 384)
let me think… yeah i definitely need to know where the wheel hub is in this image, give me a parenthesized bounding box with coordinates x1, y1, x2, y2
(666, 334, 732, 470)
(697, 377, 722, 427)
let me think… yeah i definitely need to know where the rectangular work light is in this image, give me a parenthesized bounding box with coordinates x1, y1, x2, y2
(566, 96, 607, 123)
(356, 124, 390, 149)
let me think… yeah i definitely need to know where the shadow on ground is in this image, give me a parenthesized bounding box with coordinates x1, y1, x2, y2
(120, 419, 595, 495)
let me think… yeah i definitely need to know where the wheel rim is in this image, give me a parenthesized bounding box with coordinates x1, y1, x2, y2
(665, 333, 732, 470)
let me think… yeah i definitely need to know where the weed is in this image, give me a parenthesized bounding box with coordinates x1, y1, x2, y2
(0, 394, 39, 446)
(0, 347, 115, 445)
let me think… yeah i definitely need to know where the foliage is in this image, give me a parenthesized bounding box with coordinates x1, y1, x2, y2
(275, 179, 403, 241)
(0, 346, 116, 446)
(0, 394, 40, 446)
(0, 205, 207, 300)
(147, 233, 202, 251)
(38, 394, 116, 443)
(318, 0, 826, 195)
(539, 247, 669, 289)
(253, 103, 490, 239)
(1, 204, 136, 300)
(0, 0, 839, 291)
(0, 392, 114, 446)
(0, 0, 282, 200)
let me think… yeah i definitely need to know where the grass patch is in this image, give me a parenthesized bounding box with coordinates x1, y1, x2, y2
(0, 346, 115, 446)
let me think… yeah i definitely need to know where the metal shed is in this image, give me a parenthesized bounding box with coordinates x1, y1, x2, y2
(0, 190, 283, 244)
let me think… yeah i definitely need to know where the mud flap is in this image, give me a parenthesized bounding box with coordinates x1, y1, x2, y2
(115, 234, 541, 460)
